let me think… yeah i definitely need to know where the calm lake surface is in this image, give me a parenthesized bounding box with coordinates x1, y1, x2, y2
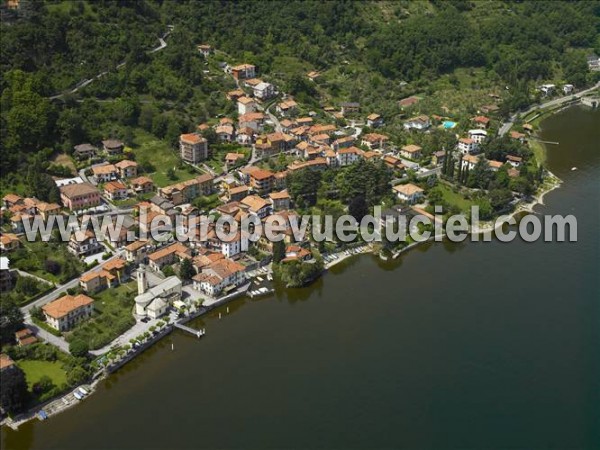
(3, 106, 599, 449)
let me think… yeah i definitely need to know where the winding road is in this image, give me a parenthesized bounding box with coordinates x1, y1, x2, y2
(48, 26, 174, 100)
(498, 81, 600, 136)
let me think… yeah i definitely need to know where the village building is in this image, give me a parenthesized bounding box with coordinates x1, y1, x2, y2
(281, 245, 312, 263)
(238, 112, 265, 132)
(15, 328, 37, 347)
(0, 257, 14, 292)
(42, 294, 94, 331)
(73, 143, 97, 159)
(115, 160, 138, 178)
(240, 195, 271, 219)
(231, 63, 256, 80)
(92, 164, 118, 183)
(431, 151, 446, 167)
(226, 89, 245, 101)
(192, 258, 246, 297)
(337, 146, 364, 167)
(340, 102, 360, 115)
(472, 116, 490, 129)
(366, 113, 384, 128)
(457, 137, 478, 155)
(104, 180, 129, 201)
(237, 96, 257, 115)
(147, 242, 191, 272)
(332, 135, 354, 150)
(130, 176, 155, 195)
(509, 130, 527, 143)
(399, 144, 423, 160)
(102, 139, 124, 155)
(361, 133, 389, 151)
(228, 185, 250, 202)
(253, 81, 275, 100)
(68, 230, 102, 257)
(249, 169, 275, 195)
(488, 160, 504, 172)
(269, 190, 291, 211)
(398, 96, 420, 108)
(404, 115, 431, 131)
(393, 183, 425, 204)
(468, 129, 487, 144)
(158, 174, 214, 206)
(79, 258, 127, 293)
(197, 44, 212, 57)
(180, 133, 209, 164)
(461, 154, 480, 171)
(59, 182, 101, 211)
(506, 155, 523, 168)
(124, 240, 153, 264)
(383, 155, 404, 171)
(0, 233, 20, 252)
(276, 99, 298, 116)
(215, 124, 235, 143)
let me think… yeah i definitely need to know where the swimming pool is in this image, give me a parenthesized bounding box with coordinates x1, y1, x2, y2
(443, 120, 457, 129)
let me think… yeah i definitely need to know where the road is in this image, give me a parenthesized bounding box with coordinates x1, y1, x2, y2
(20, 250, 124, 313)
(498, 81, 600, 136)
(48, 26, 173, 100)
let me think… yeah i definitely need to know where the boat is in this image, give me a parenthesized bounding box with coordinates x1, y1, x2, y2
(37, 410, 48, 421)
(78, 387, 89, 396)
(73, 391, 83, 400)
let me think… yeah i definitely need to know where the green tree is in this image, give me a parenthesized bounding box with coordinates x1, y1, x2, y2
(272, 240, 286, 264)
(179, 258, 195, 281)
(69, 339, 89, 358)
(0, 297, 24, 345)
(0, 365, 29, 414)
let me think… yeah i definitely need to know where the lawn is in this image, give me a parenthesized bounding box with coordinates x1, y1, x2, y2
(18, 360, 68, 390)
(130, 129, 200, 188)
(436, 182, 476, 213)
(67, 280, 137, 350)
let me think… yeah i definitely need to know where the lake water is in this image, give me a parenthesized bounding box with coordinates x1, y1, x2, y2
(3, 106, 599, 449)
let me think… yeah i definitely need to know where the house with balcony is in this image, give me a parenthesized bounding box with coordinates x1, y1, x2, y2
(180, 133, 209, 164)
(115, 160, 138, 178)
(42, 294, 94, 332)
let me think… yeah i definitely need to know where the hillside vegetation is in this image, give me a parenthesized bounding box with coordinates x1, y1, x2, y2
(1, 0, 598, 191)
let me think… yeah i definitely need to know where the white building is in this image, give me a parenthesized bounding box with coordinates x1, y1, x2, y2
(134, 267, 182, 319)
(467, 129, 487, 145)
(403, 115, 430, 131)
(457, 137, 478, 155)
(237, 97, 257, 115)
(253, 82, 275, 100)
(336, 147, 363, 167)
(192, 259, 246, 298)
(221, 232, 249, 258)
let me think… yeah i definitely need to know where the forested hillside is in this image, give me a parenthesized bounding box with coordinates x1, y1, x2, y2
(1, 0, 598, 193)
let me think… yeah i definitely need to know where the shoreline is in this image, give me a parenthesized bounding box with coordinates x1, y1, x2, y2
(1, 102, 568, 433)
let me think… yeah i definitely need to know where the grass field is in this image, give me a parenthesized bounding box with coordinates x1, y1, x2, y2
(18, 360, 68, 390)
(67, 280, 137, 350)
(437, 182, 476, 212)
(130, 129, 200, 187)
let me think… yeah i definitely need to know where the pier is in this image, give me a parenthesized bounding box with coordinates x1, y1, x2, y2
(174, 322, 205, 338)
